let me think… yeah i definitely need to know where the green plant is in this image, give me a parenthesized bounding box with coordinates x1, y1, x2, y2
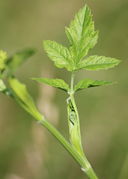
(0, 4, 120, 179)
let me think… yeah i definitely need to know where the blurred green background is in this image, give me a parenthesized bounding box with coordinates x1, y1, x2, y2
(0, 0, 128, 178)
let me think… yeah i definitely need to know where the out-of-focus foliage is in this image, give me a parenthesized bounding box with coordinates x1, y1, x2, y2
(6, 49, 35, 73)
(9, 77, 41, 120)
(0, 0, 128, 179)
(0, 79, 6, 92)
(0, 50, 7, 72)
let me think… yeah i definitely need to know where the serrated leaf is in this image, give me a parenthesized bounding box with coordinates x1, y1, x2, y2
(77, 55, 121, 71)
(6, 48, 36, 72)
(65, 5, 98, 63)
(8, 77, 41, 119)
(33, 78, 69, 92)
(74, 79, 113, 92)
(43, 40, 73, 71)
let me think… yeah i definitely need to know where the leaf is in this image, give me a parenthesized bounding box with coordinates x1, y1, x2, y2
(43, 40, 73, 71)
(77, 55, 121, 71)
(74, 79, 114, 91)
(6, 48, 36, 72)
(8, 77, 41, 119)
(33, 78, 69, 92)
(65, 5, 98, 63)
(0, 50, 7, 71)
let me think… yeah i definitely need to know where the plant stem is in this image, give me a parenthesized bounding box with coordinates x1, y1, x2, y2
(12, 96, 98, 178)
(36, 114, 98, 179)
(71, 72, 75, 92)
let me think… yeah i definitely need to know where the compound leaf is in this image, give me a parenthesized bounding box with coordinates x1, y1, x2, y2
(43, 40, 73, 71)
(75, 79, 113, 91)
(77, 55, 120, 71)
(65, 5, 98, 63)
(33, 78, 69, 92)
